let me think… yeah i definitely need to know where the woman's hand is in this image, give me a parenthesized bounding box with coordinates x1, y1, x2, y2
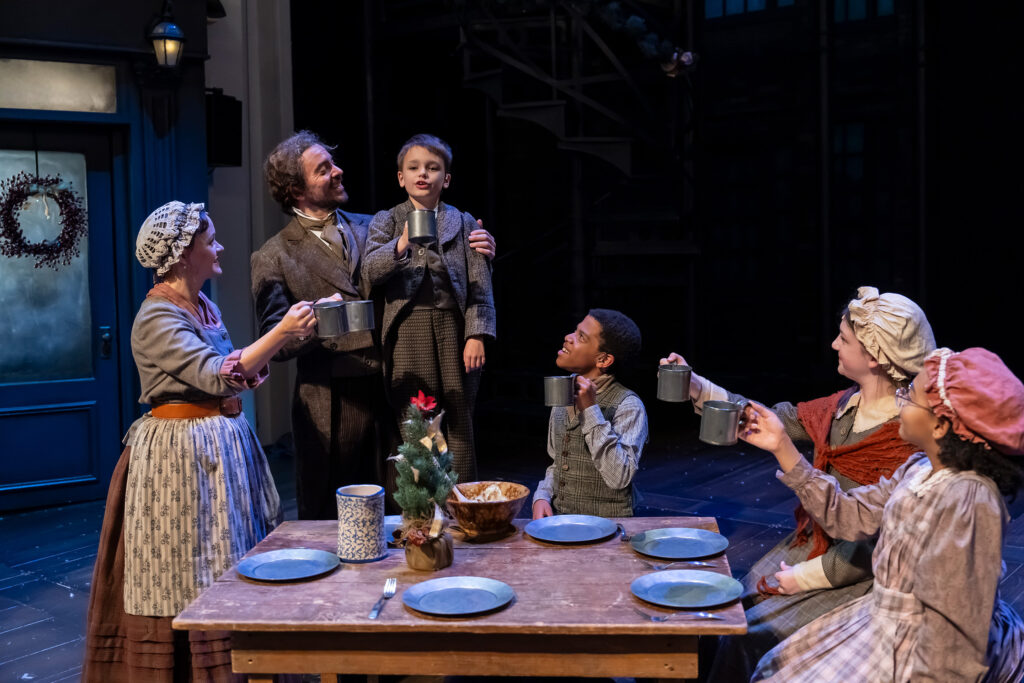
(740, 401, 804, 473)
(739, 401, 788, 452)
(314, 292, 343, 305)
(659, 351, 701, 399)
(464, 336, 486, 372)
(659, 351, 689, 366)
(773, 562, 800, 595)
(280, 300, 316, 338)
(396, 220, 411, 256)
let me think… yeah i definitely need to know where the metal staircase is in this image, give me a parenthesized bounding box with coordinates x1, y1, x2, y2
(456, 1, 698, 344)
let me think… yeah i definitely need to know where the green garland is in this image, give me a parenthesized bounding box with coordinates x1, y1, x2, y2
(0, 172, 87, 270)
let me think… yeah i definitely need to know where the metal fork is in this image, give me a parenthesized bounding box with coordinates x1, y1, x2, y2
(616, 523, 630, 542)
(367, 577, 397, 619)
(642, 559, 716, 570)
(630, 605, 724, 622)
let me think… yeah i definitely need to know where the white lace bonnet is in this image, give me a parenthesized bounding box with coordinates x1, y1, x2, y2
(135, 201, 206, 276)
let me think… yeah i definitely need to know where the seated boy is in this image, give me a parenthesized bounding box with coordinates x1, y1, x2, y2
(532, 309, 648, 518)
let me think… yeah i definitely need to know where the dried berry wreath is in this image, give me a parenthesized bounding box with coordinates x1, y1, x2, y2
(0, 172, 87, 269)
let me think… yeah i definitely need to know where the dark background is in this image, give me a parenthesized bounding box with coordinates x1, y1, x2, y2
(291, 0, 1022, 432)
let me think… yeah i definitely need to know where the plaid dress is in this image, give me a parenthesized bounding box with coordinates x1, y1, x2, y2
(754, 454, 1024, 682)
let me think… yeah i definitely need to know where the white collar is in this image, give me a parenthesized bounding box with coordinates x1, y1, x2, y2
(838, 390, 900, 433)
(293, 207, 339, 225)
(905, 459, 956, 497)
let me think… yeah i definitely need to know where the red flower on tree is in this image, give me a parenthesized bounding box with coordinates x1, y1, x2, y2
(410, 390, 437, 413)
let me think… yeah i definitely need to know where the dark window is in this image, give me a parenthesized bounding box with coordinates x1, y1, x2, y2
(706, 0, 778, 18)
(835, 0, 895, 22)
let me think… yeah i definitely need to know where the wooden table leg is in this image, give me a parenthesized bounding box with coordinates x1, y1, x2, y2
(246, 677, 274, 683)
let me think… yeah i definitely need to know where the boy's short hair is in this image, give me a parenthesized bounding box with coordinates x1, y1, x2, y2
(265, 130, 332, 214)
(588, 308, 642, 367)
(397, 134, 453, 173)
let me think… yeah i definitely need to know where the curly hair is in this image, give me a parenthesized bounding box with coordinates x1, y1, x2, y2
(934, 425, 1024, 499)
(588, 308, 642, 368)
(264, 130, 333, 214)
(397, 134, 453, 173)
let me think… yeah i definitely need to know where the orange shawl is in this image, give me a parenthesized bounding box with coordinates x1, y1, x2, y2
(791, 388, 919, 559)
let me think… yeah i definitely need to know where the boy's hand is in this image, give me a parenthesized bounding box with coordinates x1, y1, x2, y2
(396, 220, 411, 257)
(469, 220, 496, 259)
(575, 376, 597, 410)
(532, 500, 553, 519)
(464, 336, 486, 372)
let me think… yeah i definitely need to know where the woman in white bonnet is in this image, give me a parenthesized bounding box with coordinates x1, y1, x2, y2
(661, 286, 936, 683)
(83, 201, 315, 682)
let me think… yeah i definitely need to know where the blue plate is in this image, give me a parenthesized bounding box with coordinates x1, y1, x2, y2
(402, 576, 515, 616)
(384, 515, 402, 546)
(630, 528, 729, 560)
(236, 548, 339, 582)
(631, 569, 742, 609)
(524, 514, 619, 544)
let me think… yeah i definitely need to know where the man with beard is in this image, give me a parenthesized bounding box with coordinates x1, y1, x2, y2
(251, 131, 496, 519)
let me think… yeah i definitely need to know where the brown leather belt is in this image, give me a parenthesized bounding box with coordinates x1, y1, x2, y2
(151, 396, 242, 419)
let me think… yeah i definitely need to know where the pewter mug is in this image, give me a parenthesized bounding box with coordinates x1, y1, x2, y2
(544, 375, 577, 407)
(313, 300, 345, 338)
(341, 300, 375, 333)
(699, 400, 744, 446)
(408, 209, 437, 245)
(657, 364, 692, 403)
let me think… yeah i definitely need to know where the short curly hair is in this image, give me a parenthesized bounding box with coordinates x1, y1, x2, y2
(935, 427, 1023, 499)
(588, 308, 642, 367)
(397, 134, 453, 173)
(264, 130, 333, 214)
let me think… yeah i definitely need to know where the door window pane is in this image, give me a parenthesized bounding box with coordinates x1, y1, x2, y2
(0, 151, 92, 383)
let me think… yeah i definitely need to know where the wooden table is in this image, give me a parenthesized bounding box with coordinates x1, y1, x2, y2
(173, 516, 747, 682)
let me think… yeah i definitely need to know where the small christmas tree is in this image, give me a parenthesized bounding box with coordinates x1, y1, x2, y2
(390, 391, 458, 547)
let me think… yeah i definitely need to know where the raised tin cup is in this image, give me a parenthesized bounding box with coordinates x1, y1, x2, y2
(341, 300, 375, 333)
(313, 300, 345, 338)
(699, 400, 745, 446)
(407, 209, 437, 245)
(657, 364, 692, 402)
(543, 374, 577, 407)
(336, 484, 387, 562)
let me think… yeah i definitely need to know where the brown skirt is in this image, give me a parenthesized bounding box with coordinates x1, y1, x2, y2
(82, 444, 243, 683)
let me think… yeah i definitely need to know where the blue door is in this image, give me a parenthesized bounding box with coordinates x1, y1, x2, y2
(0, 125, 126, 511)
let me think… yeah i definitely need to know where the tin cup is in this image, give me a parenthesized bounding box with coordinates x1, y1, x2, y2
(699, 400, 745, 446)
(336, 484, 386, 562)
(341, 300, 375, 333)
(313, 300, 345, 338)
(657, 364, 692, 402)
(408, 209, 437, 245)
(544, 375, 577, 407)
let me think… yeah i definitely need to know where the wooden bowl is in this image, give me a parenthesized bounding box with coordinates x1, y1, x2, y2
(446, 481, 530, 542)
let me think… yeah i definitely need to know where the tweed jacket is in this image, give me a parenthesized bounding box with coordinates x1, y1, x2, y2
(361, 199, 496, 343)
(250, 209, 380, 379)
